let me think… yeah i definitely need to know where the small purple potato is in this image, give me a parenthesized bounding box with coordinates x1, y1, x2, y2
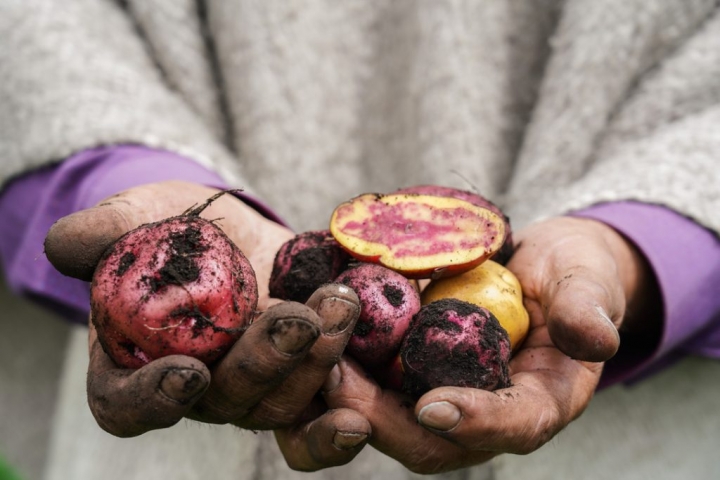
(336, 263, 421, 367)
(269, 230, 351, 303)
(400, 298, 511, 399)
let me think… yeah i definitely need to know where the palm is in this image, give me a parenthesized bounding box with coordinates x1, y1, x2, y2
(45, 181, 364, 452)
(315, 216, 642, 473)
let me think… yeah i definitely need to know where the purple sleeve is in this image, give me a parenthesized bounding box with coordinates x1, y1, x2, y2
(0, 145, 286, 324)
(573, 202, 720, 386)
(2, 146, 718, 385)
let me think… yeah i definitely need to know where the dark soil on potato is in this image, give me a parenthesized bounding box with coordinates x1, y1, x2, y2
(383, 284, 405, 307)
(401, 298, 511, 399)
(142, 222, 208, 292)
(352, 319, 373, 337)
(116, 251, 136, 276)
(281, 247, 337, 302)
(91, 190, 259, 369)
(110, 218, 210, 293)
(269, 231, 351, 303)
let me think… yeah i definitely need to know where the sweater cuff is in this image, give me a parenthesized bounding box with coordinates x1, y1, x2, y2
(0, 145, 285, 323)
(571, 202, 720, 387)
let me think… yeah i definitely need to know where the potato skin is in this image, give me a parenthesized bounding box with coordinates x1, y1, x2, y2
(269, 230, 351, 303)
(91, 215, 258, 369)
(400, 298, 511, 399)
(336, 263, 421, 367)
(421, 260, 529, 350)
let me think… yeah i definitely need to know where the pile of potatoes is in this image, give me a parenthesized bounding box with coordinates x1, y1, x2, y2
(270, 186, 529, 398)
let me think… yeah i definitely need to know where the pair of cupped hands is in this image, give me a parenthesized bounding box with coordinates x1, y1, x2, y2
(45, 181, 656, 474)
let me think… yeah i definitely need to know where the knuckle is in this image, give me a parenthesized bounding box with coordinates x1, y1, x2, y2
(402, 444, 448, 475)
(513, 438, 545, 455)
(405, 463, 433, 475)
(513, 409, 562, 455)
(284, 457, 319, 473)
(244, 403, 300, 430)
(405, 459, 444, 475)
(88, 399, 139, 438)
(189, 403, 237, 424)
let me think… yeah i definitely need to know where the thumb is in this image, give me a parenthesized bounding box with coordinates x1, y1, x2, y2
(44, 203, 134, 281)
(544, 268, 623, 362)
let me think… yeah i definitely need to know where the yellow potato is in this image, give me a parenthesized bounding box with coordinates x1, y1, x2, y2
(421, 260, 529, 350)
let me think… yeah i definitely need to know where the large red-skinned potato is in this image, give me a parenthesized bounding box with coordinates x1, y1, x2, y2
(91, 194, 258, 369)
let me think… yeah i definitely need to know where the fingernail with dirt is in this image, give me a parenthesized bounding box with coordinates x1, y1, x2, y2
(418, 401, 462, 432)
(333, 430, 368, 450)
(270, 318, 320, 355)
(316, 296, 359, 335)
(160, 368, 208, 404)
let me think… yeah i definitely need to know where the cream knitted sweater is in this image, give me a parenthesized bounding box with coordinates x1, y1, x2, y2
(1, 0, 719, 235)
(2, 2, 720, 480)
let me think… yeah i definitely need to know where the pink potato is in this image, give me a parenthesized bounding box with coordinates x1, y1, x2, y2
(399, 298, 511, 399)
(91, 195, 258, 369)
(335, 263, 421, 367)
(329, 193, 506, 279)
(269, 230, 351, 303)
(394, 185, 515, 265)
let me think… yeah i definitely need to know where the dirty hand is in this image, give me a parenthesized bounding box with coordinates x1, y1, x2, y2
(277, 216, 658, 473)
(44, 181, 370, 465)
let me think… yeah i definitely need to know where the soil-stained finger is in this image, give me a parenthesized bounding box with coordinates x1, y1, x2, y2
(190, 302, 321, 425)
(86, 324, 211, 437)
(275, 408, 371, 471)
(238, 285, 359, 430)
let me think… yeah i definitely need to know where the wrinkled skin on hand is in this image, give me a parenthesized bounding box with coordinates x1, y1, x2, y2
(44, 181, 371, 468)
(275, 216, 660, 474)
